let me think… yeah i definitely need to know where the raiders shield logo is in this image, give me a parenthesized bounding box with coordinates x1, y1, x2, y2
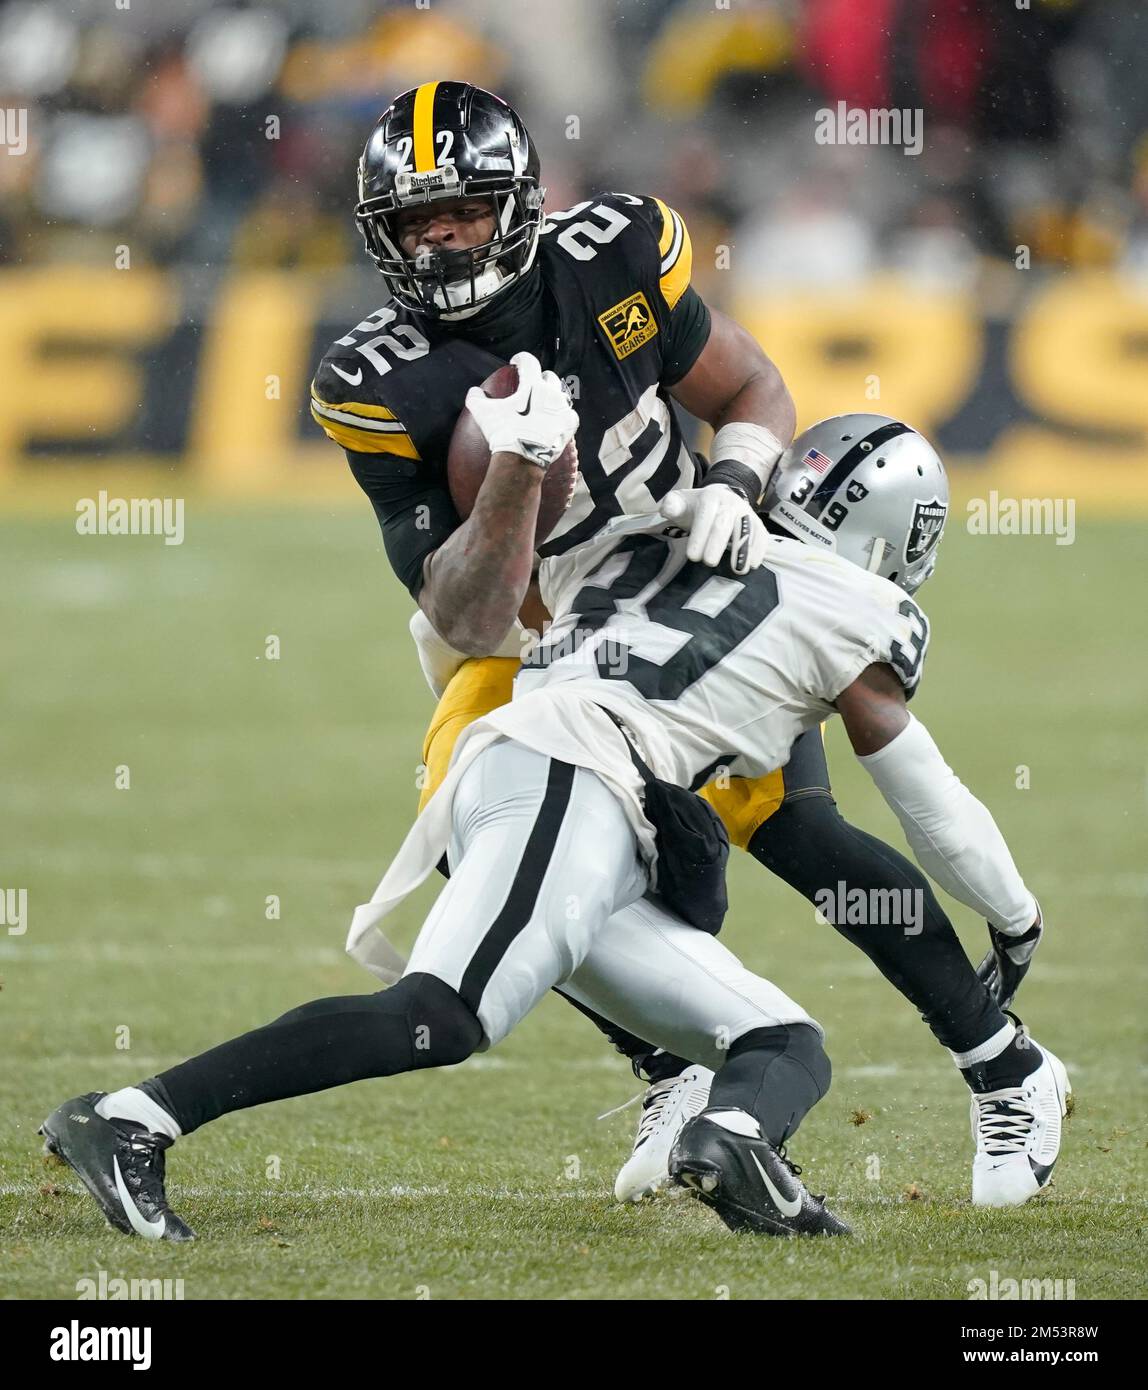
(905, 498, 947, 563)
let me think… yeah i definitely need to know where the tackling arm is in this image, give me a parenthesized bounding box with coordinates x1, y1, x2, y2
(835, 664, 1040, 937)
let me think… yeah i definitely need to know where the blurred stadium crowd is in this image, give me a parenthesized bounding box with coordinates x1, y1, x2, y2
(1, 0, 1146, 298)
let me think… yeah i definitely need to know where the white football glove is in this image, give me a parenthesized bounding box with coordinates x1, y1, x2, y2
(661, 485, 770, 574)
(464, 351, 579, 469)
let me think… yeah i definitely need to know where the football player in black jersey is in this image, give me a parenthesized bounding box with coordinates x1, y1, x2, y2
(307, 82, 1038, 1201)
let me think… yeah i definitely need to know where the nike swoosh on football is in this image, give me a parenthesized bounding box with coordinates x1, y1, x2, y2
(331, 364, 364, 386)
(112, 1156, 166, 1240)
(750, 1150, 802, 1218)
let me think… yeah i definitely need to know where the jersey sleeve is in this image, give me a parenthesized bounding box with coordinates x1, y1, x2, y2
(310, 356, 421, 459)
(627, 194, 711, 383)
(310, 354, 454, 599)
(345, 448, 460, 600)
(813, 574, 931, 705)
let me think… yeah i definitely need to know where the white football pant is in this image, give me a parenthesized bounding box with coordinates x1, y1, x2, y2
(404, 740, 818, 1053)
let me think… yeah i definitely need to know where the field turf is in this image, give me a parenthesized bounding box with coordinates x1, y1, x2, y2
(1, 505, 1144, 1300)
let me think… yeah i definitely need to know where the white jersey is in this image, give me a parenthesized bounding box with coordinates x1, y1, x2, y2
(517, 523, 930, 789)
(348, 524, 930, 982)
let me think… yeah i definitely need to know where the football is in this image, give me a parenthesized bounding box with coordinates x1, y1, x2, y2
(447, 363, 579, 545)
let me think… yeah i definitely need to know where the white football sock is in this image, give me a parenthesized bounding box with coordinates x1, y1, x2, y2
(96, 1087, 181, 1140)
(948, 1019, 1016, 1071)
(705, 1108, 761, 1138)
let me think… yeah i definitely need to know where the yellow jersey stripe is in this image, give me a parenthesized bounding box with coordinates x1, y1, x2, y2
(653, 198, 692, 311)
(311, 390, 398, 423)
(413, 81, 440, 173)
(310, 404, 421, 459)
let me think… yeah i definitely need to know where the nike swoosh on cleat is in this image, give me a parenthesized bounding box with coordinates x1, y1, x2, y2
(750, 1150, 802, 1218)
(112, 1157, 165, 1240)
(331, 364, 363, 386)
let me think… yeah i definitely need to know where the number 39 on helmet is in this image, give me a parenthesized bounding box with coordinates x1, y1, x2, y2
(762, 414, 949, 594)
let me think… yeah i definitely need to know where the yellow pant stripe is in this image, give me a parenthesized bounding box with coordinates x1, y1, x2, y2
(419, 657, 520, 812)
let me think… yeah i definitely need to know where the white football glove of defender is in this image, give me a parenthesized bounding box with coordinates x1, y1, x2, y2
(661, 485, 770, 575)
(464, 351, 579, 469)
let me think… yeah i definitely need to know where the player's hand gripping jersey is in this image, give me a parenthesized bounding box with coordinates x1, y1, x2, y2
(311, 192, 710, 598)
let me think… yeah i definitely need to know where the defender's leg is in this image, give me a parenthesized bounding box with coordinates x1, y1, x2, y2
(566, 897, 847, 1235)
(41, 740, 646, 1239)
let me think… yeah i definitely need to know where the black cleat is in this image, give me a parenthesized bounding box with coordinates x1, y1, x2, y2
(39, 1093, 194, 1242)
(669, 1109, 850, 1237)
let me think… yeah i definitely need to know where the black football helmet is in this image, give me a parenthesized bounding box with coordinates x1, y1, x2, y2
(355, 80, 544, 320)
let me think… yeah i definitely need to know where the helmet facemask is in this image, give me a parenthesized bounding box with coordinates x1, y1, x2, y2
(356, 169, 544, 320)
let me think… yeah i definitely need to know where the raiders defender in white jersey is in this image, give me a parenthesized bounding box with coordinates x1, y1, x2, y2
(40, 398, 1066, 1243)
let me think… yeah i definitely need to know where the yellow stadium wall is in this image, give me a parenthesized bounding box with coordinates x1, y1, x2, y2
(1, 268, 1146, 512)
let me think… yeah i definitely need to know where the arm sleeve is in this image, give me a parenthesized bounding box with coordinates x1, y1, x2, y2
(857, 713, 1038, 935)
(345, 449, 460, 600)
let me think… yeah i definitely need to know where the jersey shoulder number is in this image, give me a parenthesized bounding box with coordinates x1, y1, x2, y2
(310, 305, 432, 458)
(541, 192, 694, 314)
(886, 594, 930, 697)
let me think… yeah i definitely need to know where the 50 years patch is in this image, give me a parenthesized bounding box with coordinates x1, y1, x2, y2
(598, 291, 658, 359)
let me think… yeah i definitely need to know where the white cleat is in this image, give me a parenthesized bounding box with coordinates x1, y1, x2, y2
(614, 1065, 713, 1203)
(970, 1042, 1070, 1208)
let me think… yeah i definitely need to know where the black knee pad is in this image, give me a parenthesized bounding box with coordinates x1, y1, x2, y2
(384, 972, 484, 1069)
(729, 1022, 832, 1099)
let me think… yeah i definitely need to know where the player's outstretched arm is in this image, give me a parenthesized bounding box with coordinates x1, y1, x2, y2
(836, 663, 1041, 941)
(666, 308, 795, 573)
(420, 353, 578, 656)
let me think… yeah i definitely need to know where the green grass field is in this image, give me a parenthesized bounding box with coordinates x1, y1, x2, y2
(1, 503, 1145, 1300)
